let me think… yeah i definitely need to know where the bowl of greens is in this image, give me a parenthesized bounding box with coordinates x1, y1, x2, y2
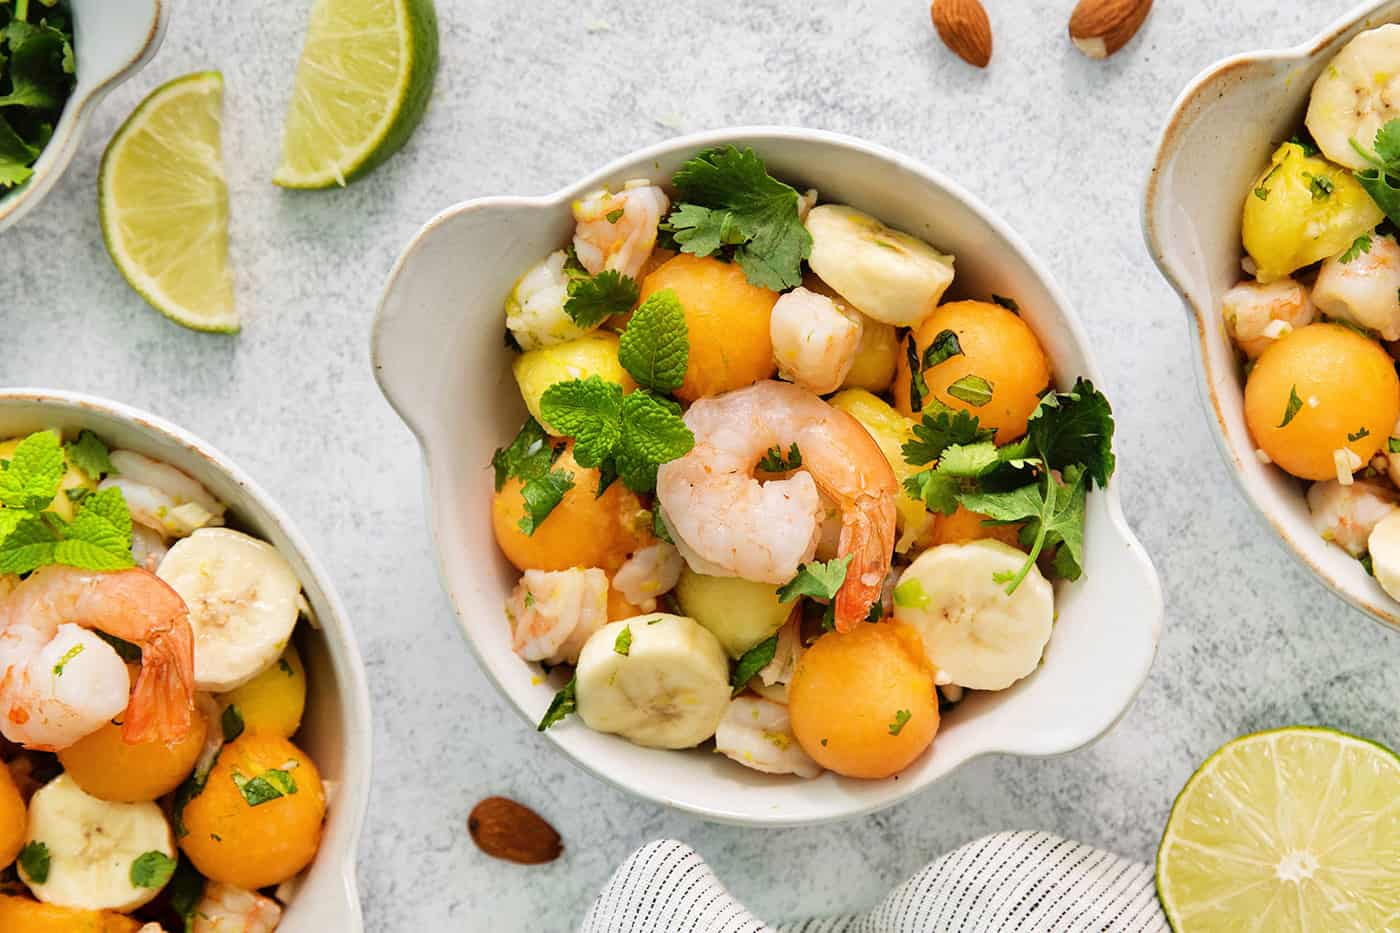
(0, 0, 166, 232)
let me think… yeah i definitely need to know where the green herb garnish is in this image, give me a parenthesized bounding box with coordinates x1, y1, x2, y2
(564, 269, 640, 329)
(907, 330, 963, 413)
(489, 418, 574, 535)
(1279, 386, 1303, 428)
(18, 841, 49, 883)
(888, 710, 912, 736)
(946, 375, 994, 407)
(0, 6, 76, 192)
(232, 765, 298, 807)
(221, 704, 245, 743)
(731, 634, 778, 694)
(130, 850, 176, 888)
(1340, 235, 1373, 264)
(51, 642, 82, 676)
(537, 676, 577, 731)
(614, 625, 632, 656)
(758, 442, 802, 472)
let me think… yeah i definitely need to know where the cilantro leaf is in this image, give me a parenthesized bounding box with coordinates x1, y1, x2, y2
(1340, 234, 1373, 264)
(731, 634, 778, 694)
(946, 375, 993, 407)
(907, 330, 963, 413)
(617, 288, 689, 393)
(668, 146, 812, 290)
(776, 555, 852, 604)
(564, 269, 639, 328)
(537, 675, 577, 731)
(490, 417, 557, 491)
(1351, 120, 1400, 228)
(1025, 378, 1116, 489)
(0, 20, 71, 110)
(0, 112, 37, 187)
(539, 377, 623, 468)
(903, 404, 994, 465)
(516, 470, 575, 535)
(903, 468, 962, 516)
(758, 442, 802, 472)
(961, 464, 1087, 592)
(935, 441, 1002, 478)
(0, 429, 64, 510)
(613, 625, 632, 656)
(52, 487, 135, 571)
(1279, 386, 1303, 429)
(888, 709, 912, 736)
(64, 430, 115, 481)
(130, 850, 177, 889)
(18, 840, 49, 883)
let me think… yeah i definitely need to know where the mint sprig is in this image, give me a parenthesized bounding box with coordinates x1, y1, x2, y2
(618, 288, 689, 394)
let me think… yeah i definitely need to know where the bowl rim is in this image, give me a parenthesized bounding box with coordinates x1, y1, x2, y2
(0, 386, 373, 917)
(1141, 0, 1400, 636)
(374, 125, 1164, 825)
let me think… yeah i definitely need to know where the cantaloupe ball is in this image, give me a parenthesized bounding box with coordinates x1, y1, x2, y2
(0, 764, 24, 870)
(788, 622, 939, 779)
(606, 582, 647, 621)
(893, 300, 1051, 443)
(491, 443, 652, 572)
(58, 707, 208, 803)
(931, 504, 1023, 550)
(0, 895, 141, 933)
(803, 274, 899, 393)
(218, 643, 307, 739)
(178, 734, 325, 890)
(1245, 323, 1399, 481)
(640, 254, 778, 402)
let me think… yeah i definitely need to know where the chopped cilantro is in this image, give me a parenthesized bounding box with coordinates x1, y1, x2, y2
(516, 470, 575, 535)
(167, 856, 205, 931)
(232, 766, 298, 807)
(490, 418, 573, 535)
(991, 294, 1020, 313)
(651, 507, 674, 544)
(614, 625, 632, 656)
(906, 330, 963, 413)
(51, 642, 83, 676)
(537, 676, 577, 731)
(130, 850, 176, 888)
(18, 841, 48, 883)
(605, 208, 624, 223)
(776, 555, 852, 605)
(758, 442, 802, 472)
(946, 374, 994, 407)
(731, 633, 778, 694)
(1349, 427, 1371, 442)
(1361, 552, 1376, 576)
(1340, 234, 1373, 264)
(221, 704, 245, 743)
(1303, 171, 1334, 200)
(0, 9, 76, 192)
(1349, 120, 1400, 228)
(888, 710, 912, 736)
(1278, 386, 1303, 428)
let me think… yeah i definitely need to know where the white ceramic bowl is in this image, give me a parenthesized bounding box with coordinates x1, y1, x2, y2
(1144, 0, 1400, 635)
(374, 128, 1163, 826)
(0, 389, 370, 930)
(0, 0, 166, 232)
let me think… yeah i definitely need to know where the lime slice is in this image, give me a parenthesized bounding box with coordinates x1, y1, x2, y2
(273, 0, 438, 188)
(99, 72, 236, 333)
(1157, 726, 1400, 931)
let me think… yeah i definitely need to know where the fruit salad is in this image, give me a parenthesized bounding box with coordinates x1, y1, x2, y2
(1227, 24, 1400, 602)
(491, 146, 1117, 781)
(0, 430, 326, 931)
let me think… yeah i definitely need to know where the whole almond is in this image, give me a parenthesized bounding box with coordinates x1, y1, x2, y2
(468, 796, 563, 865)
(930, 0, 992, 69)
(1068, 0, 1153, 60)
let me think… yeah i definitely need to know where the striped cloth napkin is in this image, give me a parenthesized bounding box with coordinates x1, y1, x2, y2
(582, 832, 1168, 932)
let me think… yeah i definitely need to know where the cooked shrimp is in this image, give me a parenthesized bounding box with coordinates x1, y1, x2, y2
(505, 568, 608, 665)
(131, 524, 169, 572)
(770, 287, 862, 395)
(0, 566, 195, 749)
(1222, 277, 1315, 358)
(1313, 234, 1400, 340)
(1306, 479, 1397, 556)
(656, 380, 897, 631)
(572, 181, 670, 280)
(504, 250, 596, 350)
(192, 882, 283, 933)
(611, 542, 684, 612)
(715, 696, 822, 779)
(100, 450, 226, 539)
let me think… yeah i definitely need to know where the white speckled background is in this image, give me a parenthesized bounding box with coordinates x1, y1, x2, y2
(2, 0, 1398, 929)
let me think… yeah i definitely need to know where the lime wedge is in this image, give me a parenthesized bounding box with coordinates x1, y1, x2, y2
(273, 0, 438, 188)
(99, 72, 236, 333)
(1156, 726, 1400, 931)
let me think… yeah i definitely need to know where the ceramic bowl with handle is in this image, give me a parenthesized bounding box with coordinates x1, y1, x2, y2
(0, 389, 371, 930)
(1144, 0, 1400, 635)
(374, 127, 1163, 826)
(0, 0, 167, 232)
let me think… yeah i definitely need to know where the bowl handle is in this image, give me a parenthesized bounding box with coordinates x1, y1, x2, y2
(71, 0, 168, 103)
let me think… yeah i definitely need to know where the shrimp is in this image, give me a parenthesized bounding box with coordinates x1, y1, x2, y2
(131, 524, 169, 572)
(1313, 234, 1400, 340)
(100, 450, 226, 539)
(504, 250, 595, 350)
(1306, 479, 1397, 556)
(192, 882, 283, 933)
(0, 566, 195, 750)
(656, 380, 897, 632)
(572, 181, 670, 281)
(1222, 277, 1315, 358)
(770, 287, 863, 395)
(611, 542, 684, 612)
(505, 568, 608, 665)
(715, 696, 822, 779)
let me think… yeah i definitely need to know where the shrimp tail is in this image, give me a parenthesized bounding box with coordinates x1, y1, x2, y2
(833, 495, 897, 633)
(122, 623, 195, 744)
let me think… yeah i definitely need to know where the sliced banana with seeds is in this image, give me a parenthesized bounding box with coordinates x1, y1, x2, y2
(20, 773, 175, 912)
(157, 528, 302, 692)
(805, 204, 955, 327)
(1306, 24, 1400, 171)
(892, 540, 1054, 691)
(574, 614, 731, 749)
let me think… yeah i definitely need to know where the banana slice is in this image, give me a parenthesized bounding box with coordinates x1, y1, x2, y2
(892, 540, 1054, 690)
(157, 528, 302, 692)
(715, 696, 822, 778)
(574, 614, 731, 749)
(20, 773, 175, 912)
(1306, 24, 1400, 171)
(1367, 510, 1400, 601)
(805, 204, 955, 327)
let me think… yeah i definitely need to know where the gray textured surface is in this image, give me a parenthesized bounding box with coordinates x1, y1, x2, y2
(2, 1, 1398, 930)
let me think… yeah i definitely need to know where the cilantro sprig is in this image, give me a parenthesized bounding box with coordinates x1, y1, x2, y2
(757, 443, 802, 472)
(564, 266, 640, 329)
(1350, 120, 1400, 228)
(666, 146, 812, 291)
(0, 6, 76, 191)
(777, 555, 853, 631)
(490, 418, 575, 535)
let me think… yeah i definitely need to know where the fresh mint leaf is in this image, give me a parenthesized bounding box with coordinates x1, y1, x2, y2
(130, 850, 176, 888)
(539, 376, 623, 468)
(0, 512, 57, 574)
(617, 288, 689, 394)
(0, 430, 63, 510)
(730, 634, 778, 694)
(776, 555, 852, 604)
(564, 270, 639, 328)
(18, 841, 48, 883)
(1025, 378, 1116, 489)
(907, 330, 963, 413)
(614, 391, 695, 492)
(903, 405, 994, 466)
(946, 375, 994, 407)
(516, 470, 575, 535)
(758, 442, 802, 472)
(537, 675, 577, 731)
(668, 145, 812, 290)
(64, 430, 115, 481)
(53, 487, 135, 571)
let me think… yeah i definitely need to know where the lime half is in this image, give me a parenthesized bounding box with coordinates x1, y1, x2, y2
(99, 72, 236, 333)
(1157, 726, 1400, 931)
(273, 0, 438, 188)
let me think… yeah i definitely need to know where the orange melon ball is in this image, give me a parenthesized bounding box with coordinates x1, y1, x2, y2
(1244, 323, 1399, 481)
(640, 254, 778, 402)
(0, 895, 141, 933)
(179, 733, 325, 890)
(58, 708, 208, 803)
(606, 582, 647, 621)
(894, 300, 1051, 443)
(492, 443, 651, 573)
(931, 504, 1024, 550)
(0, 763, 23, 870)
(788, 622, 939, 779)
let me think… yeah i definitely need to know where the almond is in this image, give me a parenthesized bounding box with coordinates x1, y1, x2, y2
(930, 0, 992, 69)
(468, 796, 563, 865)
(1068, 0, 1153, 60)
